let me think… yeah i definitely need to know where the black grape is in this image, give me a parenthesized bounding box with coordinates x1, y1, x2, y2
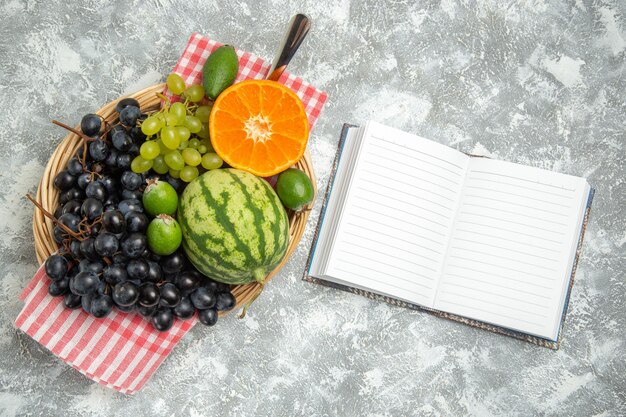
(81, 293, 94, 314)
(190, 287, 215, 310)
(67, 157, 84, 176)
(116, 153, 132, 170)
(78, 259, 104, 274)
(62, 200, 82, 216)
(102, 210, 125, 234)
(127, 259, 149, 280)
(160, 251, 185, 274)
(86, 181, 107, 201)
(116, 303, 136, 313)
(81, 114, 102, 136)
(176, 271, 199, 296)
(58, 213, 81, 233)
(70, 240, 82, 259)
(54, 170, 77, 191)
(103, 264, 127, 285)
(77, 173, 93, 190)
(104, 148, 119, 168)
(94, 232, 119, 257)
(70, 271, 100, 296)
(146, 261, 162, 283)
(121, 189, 143, 200)
(125, 211, 148, 233)
(137, 305, 158, 317)
(64, 293, 82, 309)
(89, 139, 109, 161)
(112, 131, 133, 152)
(130, 126, 146, 142)
(48, 278, 69, 297)
(173, 296, 195, 320)
(215, 292, 236, 311)
(112, 281, 139, 306)
(120, 171, 142, 191)
(91, 294, 114, 318)
(159, 283, 181, 308)
(119, 105, 142, 127)
(100, 175, 117, 194)
(53, 226, 66, 244)
(115, 97, 140, 113)
(138, 283, 160, 307)
(79, 237, 100, 261)
(118, 199, 143, 216)
(81, 198, 103, 221)
(121, 233, 147, 258)
(44, 254, 68, 281)
(198, 308, 218, 326)
(152, 308, 174, 332)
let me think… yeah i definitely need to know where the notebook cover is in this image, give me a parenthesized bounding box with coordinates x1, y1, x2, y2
(303, 123, 594, 350)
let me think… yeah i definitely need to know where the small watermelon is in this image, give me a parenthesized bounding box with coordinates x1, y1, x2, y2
(178, 168, 289, 285)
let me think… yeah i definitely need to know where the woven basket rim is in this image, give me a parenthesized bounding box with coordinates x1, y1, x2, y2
(32, 83, 316, 317)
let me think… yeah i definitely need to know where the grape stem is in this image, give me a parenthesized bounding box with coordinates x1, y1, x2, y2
(52, 119, 96, 164)
(25, 194, 84, 241)
(156, 93, 171, 109)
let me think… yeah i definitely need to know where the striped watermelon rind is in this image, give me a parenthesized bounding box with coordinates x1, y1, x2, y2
(178, 168, 289, 285)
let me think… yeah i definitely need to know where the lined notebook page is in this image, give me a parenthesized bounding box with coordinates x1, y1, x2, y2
(434, 158, 589, 339)
(309, 126, 365, 276)
(326, 122, 469, 306)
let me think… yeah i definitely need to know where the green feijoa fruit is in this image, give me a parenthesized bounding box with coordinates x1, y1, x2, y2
(147, 214, 182, 256)
(143, 179, 178, 216)
(202, 45, 239, 100)
(276, 168, 314, 211)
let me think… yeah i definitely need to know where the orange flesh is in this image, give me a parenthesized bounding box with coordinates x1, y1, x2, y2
(209, 80, 309, 177)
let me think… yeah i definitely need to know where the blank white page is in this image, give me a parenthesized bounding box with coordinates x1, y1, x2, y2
(434, 158, 590, 340)
(326, 121, 469, 307)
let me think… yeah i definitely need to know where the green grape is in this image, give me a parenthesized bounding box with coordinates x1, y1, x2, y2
(169, 169, 180, 179)
(182, 148, 202, 166)
(201, 153, 223, 170)
(180, 166, 199, 182)
(152, 155, 169, 174)
(166, 73, 186, 95)
(161, 126, 180, 150)
(156, 139, 169, 155)
(184, 115, 202, 133)
(196, 122, 210, 139)
(140, 141, 160, 160)
(141, 115, 162, 136)
(185, 85, 205, 103)
(176, 126, 191, 142)
(131, 155, 153, 173)
(199, 139, 214, 153)
(188, 138, 200, 149)
(170, 102, 187, 122)
(197, 144, 208, 154)
(164, 151, 185, 171)
(194, 105, 212, 123)
(165, 112, 179, 127)
(178, 140, 189, 150)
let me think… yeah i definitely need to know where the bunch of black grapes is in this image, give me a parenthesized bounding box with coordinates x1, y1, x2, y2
(43, 99, 235, 331)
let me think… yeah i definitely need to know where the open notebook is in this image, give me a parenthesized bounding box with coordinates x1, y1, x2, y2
(305, 121, 593, 349)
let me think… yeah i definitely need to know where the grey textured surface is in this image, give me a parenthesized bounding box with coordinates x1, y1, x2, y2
(1, 0, 625, 415)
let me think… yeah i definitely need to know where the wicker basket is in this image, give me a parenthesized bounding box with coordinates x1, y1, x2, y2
(32, 83, 316, 315)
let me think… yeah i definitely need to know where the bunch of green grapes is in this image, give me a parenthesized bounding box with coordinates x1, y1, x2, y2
(131, 73, 224, 182)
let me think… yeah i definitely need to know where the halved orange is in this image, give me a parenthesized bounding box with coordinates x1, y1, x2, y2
(209, 80, 309, 177)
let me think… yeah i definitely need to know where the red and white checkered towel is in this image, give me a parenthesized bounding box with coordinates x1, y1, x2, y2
(15, 32, 327, 394)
